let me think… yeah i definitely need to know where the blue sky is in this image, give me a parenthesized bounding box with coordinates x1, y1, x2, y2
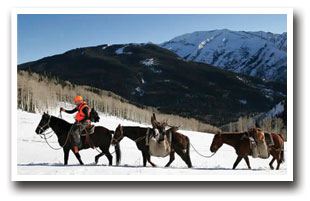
(18, 14, 287, 64)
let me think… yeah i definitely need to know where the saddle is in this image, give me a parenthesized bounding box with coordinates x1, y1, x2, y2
(80, 124, 95, 136)
(146, 128, 172, 157)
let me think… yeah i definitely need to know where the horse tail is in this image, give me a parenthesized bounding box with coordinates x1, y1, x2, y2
(278, 134, 285, 163)
(278, 133, 285, 141)
(114, 143, 121, 166)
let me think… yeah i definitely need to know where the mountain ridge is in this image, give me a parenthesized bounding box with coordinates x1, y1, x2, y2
(160, 29, 287, 82)
(18, 43, 286, 126)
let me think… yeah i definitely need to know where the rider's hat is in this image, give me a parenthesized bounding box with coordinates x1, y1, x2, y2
(73, 96, 83, 102)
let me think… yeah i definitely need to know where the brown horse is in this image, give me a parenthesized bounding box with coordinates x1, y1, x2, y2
(164, 127, 192, 168)
(210, 128, 285, 170)
(111, 125, 192, 168)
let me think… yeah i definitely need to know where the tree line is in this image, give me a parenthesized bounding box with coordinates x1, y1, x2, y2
(18, 70, 219, 133)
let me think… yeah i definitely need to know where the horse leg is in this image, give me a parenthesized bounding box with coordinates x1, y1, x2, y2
(269, 156, 276, 170)
(233, 155, 243, 169)
(176, 149, 192, 168)
(243, 156, 251, 169)
(165, 150, 175, 167)
(275, 151, 281, 170)
(63, 148, 70, 165)
(71, 150, 84, 165)
(142, 151, 147, 166)
(146, 152, 156, 167)
(104, 151, 113, 166)
(95, 153, 104, 164)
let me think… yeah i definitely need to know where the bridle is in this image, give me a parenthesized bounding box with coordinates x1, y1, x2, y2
(37, 113, 73, 150)
(37, 115, 52, 135)
(112, 127, 124, 145)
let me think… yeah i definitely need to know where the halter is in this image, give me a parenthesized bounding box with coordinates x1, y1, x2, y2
(112, 127, 124, 145)
(37, 113, 72, 150)
(37, 115, 52, 134)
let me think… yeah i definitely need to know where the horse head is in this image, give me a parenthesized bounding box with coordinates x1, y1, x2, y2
(90, 108, 100, 122)
(35, 112, 51, 134)
(210, 132, 223, 153)
(111, 124, 124, 145)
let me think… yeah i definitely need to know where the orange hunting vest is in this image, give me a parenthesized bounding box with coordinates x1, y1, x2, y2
(75, 102, 90, 121)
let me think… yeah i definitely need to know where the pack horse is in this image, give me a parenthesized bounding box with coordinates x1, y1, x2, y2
(210, 127, 285, 170)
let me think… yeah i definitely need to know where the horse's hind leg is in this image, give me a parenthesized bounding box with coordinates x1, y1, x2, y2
(275, 151, 282, 170)
(95, 153, 104, 164)
(165, 150, 175, 167)
(233, 155, 242, 169)
(243, 156, 251, 169)
(176, 149, 192, 168)
(269, 156, 275, 170)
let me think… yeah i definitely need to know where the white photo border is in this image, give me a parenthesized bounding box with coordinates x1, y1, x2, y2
(11, 7, 293, 181)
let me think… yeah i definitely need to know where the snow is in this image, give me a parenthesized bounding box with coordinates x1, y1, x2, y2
(102, 44, 109, 50)
(160, 29, 287, 81)
(198, 40, 207, 50)
(134, 86, 144, 96)
(115, 46, 132, 55)
(16, 108, 287, 176)
(141, 58, 162, 73)
(141, 58, 157, 66)
(264, 102, 285, 118)
(239, 99, 247, 104)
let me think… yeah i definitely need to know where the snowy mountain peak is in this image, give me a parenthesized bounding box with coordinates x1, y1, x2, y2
(160, 29, 287, 82)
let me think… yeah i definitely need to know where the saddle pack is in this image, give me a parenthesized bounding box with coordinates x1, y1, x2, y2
(146, 128, 172, 157)
(249, 132, 274, 159)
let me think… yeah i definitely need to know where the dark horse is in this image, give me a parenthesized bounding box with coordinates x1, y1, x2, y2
(35, 112, 121, 166)
(111, 124, 192, 168)
(210, 128, 284, 170)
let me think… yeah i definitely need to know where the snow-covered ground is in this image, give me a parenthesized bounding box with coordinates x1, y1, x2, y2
(16, 107, 287, 176)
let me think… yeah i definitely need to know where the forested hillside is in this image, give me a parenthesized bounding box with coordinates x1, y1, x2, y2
(17, 70, 219, 133)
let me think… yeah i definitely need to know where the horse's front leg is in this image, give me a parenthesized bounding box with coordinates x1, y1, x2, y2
(146, 153, 156, 167)
(63, 148, 70, 165)
(142, 150, 156, 167)
(71, 149, 84, 165)
(165, 150, 175, 167)
(141, 151, 147, 166)
(243, 156, 251, 169)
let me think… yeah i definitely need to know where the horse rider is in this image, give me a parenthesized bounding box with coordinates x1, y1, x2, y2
(60, 96, 90, 152)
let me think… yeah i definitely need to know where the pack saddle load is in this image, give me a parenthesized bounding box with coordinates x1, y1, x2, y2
(248, 127, 275, 159)
(145, 128, 172, 157)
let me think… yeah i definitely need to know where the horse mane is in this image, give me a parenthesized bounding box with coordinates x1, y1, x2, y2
(51, 115, 72, 126)
(49, 115, 73, 136)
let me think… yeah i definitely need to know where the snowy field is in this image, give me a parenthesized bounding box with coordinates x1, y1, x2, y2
(16, 106, 287, 177)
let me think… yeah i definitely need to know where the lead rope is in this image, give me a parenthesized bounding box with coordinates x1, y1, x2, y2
(190, 142, 217, 158)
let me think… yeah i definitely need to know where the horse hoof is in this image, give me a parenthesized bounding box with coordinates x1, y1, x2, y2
(270, 166, 274, 170)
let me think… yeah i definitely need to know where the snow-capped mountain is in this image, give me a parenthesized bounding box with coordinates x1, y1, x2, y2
(160, 29, 287, 82)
